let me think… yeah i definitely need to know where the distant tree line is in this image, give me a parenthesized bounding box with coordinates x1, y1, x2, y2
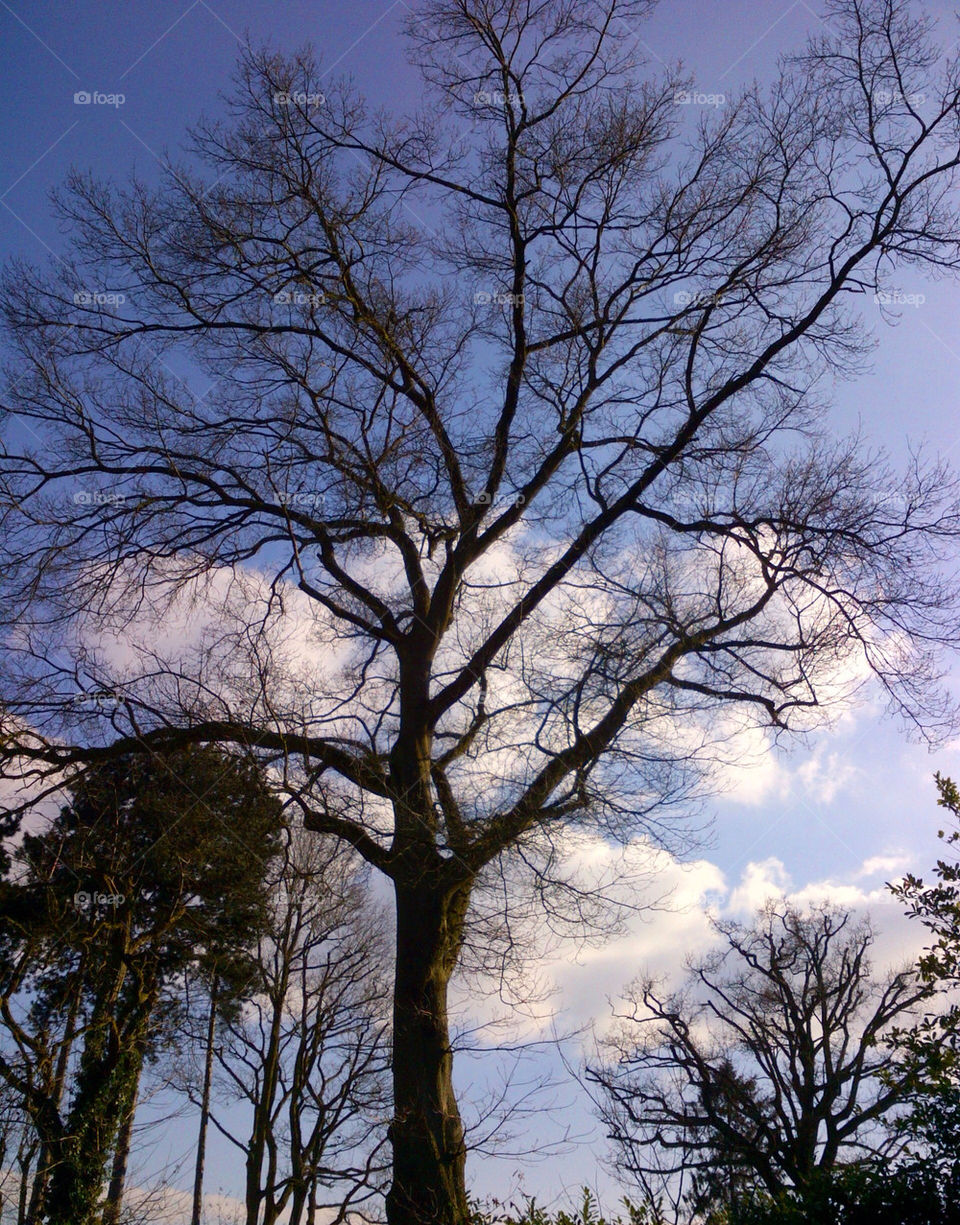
(2, 743, 960, 1225)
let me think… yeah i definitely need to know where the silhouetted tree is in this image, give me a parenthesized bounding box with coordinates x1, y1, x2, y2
(5, 1, 960, 1220)
(207, 830, 391, 1225)
(0, 745, 284, 1225)
(589, 903, 931, 1220)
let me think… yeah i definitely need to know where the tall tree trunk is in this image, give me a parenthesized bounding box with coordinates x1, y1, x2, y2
(17, 1141, 35, 1225)
(42, 1047, 127, 1225)
(43, 1018, 120, 1224)
(26, 979, 82, 1224)
(385, 875, 471, 1225)
(101, 1041, 145, 1225)
(43, 956, 157, 1225)
(244, 948, 290, 1225)
(43, 1029, 152, 1225)
(190, 983, 218, 1225)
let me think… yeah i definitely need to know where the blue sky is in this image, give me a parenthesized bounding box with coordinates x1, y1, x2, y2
(3, 0, 960, 1215)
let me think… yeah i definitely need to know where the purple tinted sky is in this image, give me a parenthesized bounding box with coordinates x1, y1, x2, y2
(4, 0, 960, 1211)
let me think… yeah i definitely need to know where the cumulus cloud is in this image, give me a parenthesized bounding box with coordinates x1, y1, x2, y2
(465, 836, 928, 1040)
(793, 747, 862, 805)
(726, 857, 793, 913)
(857, 852, 913, 879)
(50, 517, 884, 817)
(708, 728, 865, 808)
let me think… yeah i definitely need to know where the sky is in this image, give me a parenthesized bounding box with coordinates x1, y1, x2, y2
(3, 0, 960, 1217)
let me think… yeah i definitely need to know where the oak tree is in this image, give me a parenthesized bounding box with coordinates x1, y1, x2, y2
(4, 1, 960, 1220)
(588, 903, 931, 1221)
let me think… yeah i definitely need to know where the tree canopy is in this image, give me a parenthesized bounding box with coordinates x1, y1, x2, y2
(0, 745, 285, 1225)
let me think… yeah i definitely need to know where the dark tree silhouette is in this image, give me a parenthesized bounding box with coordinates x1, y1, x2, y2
(0, 746, 284, 1225)
(206, 831, 391, 1225)
(588, 903, 931, 1221)
(3, 0, 960, 1220)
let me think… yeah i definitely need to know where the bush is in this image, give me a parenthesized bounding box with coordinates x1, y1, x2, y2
(719, 1159, 960, 1225)
(470, 1187, 658, 1225)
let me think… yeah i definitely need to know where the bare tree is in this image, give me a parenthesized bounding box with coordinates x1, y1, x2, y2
(197, 829, 391, 1225)
(0, 1079, 35, 1225)
(588, 903, 932, 1221)
(3, 0, 960, 1219)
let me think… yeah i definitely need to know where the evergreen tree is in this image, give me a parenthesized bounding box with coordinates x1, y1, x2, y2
(0, 744, 284, 1225)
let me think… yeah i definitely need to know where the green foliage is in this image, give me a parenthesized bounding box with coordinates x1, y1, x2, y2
(894, 773, 960, 980)
(898, 1081, 960, 1169)
(717, 1158, 960, 1225)
(888, 773, 960, 1083)
(19, 744, 285, 999)
(469, 1187, 659, 1225)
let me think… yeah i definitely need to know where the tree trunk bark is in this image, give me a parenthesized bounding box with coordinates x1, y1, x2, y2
(26, 979, 82, 1224)
(190, 983, 218, 1225)
(385, 875, 471, 1225)
(17, 1141, 35, 1225)
(101, 1043, 144, 1225)
(244, 949, 290, 1225)
(43, 1013, 126, 1224)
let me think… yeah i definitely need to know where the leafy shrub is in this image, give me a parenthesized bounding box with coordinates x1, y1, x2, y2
(470, 1187, 659, 1225)
(718, 1159, 960, 1225)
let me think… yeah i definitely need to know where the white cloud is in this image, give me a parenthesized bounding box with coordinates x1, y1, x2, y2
(727, 857, 792, 914)
(467, 839, 931, 1041)
(856, 852, 913, 879)
(794, 748, 861, 805)
(711, 724, 786, 805)
(706, 728, 866, 809)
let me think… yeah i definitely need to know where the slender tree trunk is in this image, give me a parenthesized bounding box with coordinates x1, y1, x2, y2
(101, 1042, 144, 1225)
(244, 952, 290, 1225)
(190, 983, 218, 1225)
(385, 875, 471, 1225)
(24, 1146, 47, 1225)
(23, 1101, 68, 1225)
(16, 1137, 38, 1225)
(26, 980, 82, 1224)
